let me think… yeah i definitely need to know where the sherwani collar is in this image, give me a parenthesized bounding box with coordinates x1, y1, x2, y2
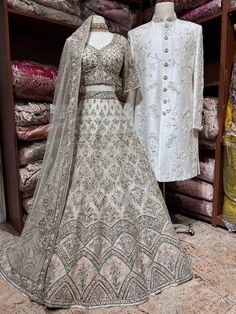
(152, 12, 177, 23)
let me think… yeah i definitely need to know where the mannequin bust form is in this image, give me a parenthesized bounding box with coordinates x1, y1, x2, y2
(87, 15, 113, 49)
(85, 14, 139, 108)
(85, 15, 114, 93)
(154, 2, 175, 20)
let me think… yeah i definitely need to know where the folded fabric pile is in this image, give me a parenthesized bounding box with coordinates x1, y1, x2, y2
(180, 0, 222, 22)
(231, 0, 236, 8)
(7, 0, 136, 36)
(222, 53, 236, 232)
(81, 0, 136, 36)
(12, 60, 58, 217)
(8, 0, 83, 26)
(142, 0, 213, 23)
(166, 155, 215, 217)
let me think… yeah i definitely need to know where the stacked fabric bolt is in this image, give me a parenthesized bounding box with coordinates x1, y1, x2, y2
(166, 96, 218, 217)
(81, 0, 136, 36)
(7, 0, 136, 36)
(222, 53, 236, 232)
(180, 0, 222, 22)
(166, 155, 215, 217)
(142, 0, 213, 23)
(12, 60, 58, 216)
(7, 0, 83, 26)
(199, 97, 219, 150)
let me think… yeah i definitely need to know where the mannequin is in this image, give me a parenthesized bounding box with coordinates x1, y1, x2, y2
(128, 3, 203, 182)
(85, 15, 139, 113)
(154, 2, 175, 20)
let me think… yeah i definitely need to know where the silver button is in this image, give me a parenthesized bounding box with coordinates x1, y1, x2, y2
(164, 48, 168, 53)
(162, 111, 166, 115)
(163, 99, 167, 104)
(163, 75, 168, 80)
(164, 62, 168, 67)
(164, 35, 168, 40)
(163, 87, 167, 92)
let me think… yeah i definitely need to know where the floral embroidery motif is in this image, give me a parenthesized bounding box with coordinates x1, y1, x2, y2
(0, 18, 192, 308)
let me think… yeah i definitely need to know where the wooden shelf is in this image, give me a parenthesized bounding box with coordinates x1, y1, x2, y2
(228, 6, 236, 14)
(8, 8, 79, 29)
(204, 81, 219, 88)
(196, 12, 222, 25)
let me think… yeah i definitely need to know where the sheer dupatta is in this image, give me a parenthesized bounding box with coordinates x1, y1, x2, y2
(0, 17, 93, 301)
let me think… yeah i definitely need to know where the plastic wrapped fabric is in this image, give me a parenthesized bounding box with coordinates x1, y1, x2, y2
(167, 178, 214, 201)
(12, 61, 58, 102)
(225, 54, 236, 135)
(200, 97, 219, 139)
(15, 102, 50, 126)
(16, 125, 49, 141)
(198, 155, 215, 183)
(180, 0, 222, 22)
(19, 141, 47, 166)
(166, 191, 213, 217)
(222, 135, 236, 232)
(20, 162, 42, 198)
(7, 0, 83, 26)
(33, 0, 81, 16)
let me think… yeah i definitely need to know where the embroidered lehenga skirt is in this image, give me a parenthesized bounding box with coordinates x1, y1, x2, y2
(0, 91, 192, 308)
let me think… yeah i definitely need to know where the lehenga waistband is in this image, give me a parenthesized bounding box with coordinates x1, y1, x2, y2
(80, 90, 118, 100)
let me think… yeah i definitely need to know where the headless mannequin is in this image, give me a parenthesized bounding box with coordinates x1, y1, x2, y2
(84, 15, 138, 107)
(84, 15, 114, 94)
(153, 3, 195, 236)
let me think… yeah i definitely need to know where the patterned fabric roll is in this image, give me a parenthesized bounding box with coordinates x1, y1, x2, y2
(19, 162, 42, 198)
(12, 61, 58, 102)
(7, 0, 83, 26)
(82, 0, 134, 29)
(22, 197, 34, 214)
(142, 0, 213, 23)
(16, 125, 49, 141)
(166, 192, 213, 217)
(180, 0, 222, 22)
(15, 102, 50, 126)
(33, 0, 81, 16)
(167, 178, 214, 201)
(19, 141, 46, 166)
(198, 155, 215, 183)
(200, 97, 219, 139)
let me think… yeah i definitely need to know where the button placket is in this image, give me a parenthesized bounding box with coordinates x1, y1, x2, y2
(162, 22, 170, 114)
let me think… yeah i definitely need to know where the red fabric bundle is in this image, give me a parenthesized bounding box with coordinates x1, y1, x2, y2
(12, 61, 58, 102)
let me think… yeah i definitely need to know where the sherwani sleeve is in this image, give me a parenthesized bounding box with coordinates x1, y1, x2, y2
(193, 26, 204, 131)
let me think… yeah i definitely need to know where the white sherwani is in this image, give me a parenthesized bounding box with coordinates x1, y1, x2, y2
(128, 13, 203, 182)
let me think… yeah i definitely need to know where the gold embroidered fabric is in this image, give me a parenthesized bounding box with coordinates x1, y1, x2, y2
(81, 34, 139, 92)
(0, 18, 192, 309)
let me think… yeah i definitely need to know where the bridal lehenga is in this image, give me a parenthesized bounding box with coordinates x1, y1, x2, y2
(0, 17, 192, 308)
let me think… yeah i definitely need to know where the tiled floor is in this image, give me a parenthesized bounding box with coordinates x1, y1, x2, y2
(0, 215, 235, 314)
